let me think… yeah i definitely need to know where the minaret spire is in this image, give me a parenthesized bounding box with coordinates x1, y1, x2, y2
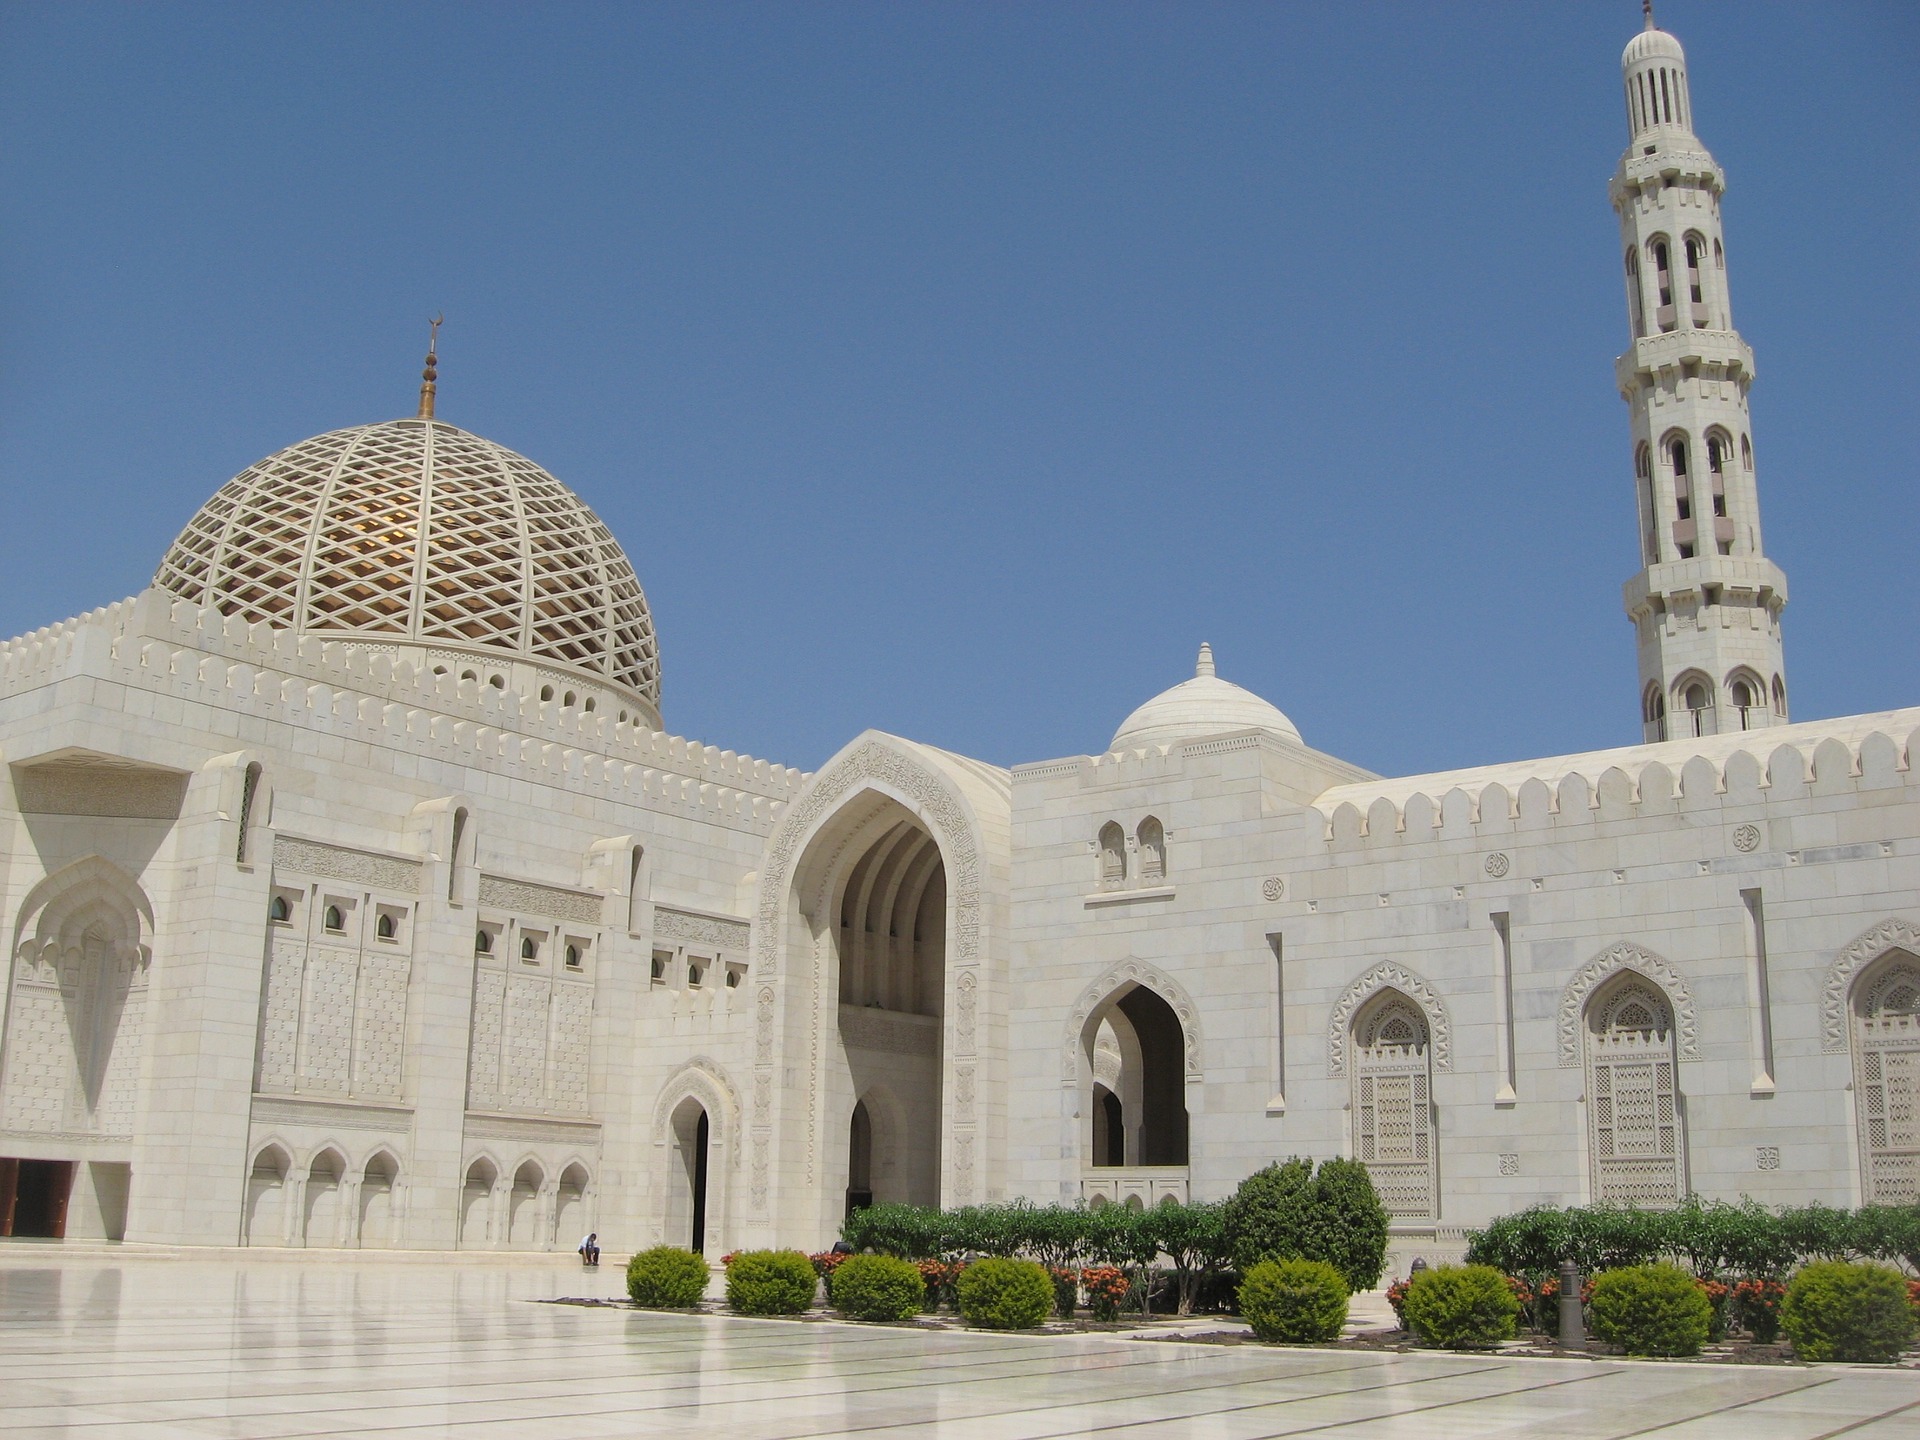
(1643, 0, 1655, 31)
(417, 314, 443, 419)
(1612, 22, 1789, 742)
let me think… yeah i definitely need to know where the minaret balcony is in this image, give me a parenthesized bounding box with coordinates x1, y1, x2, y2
(1617, 328, 1754, 389)
(1623, 555, 1788, 614)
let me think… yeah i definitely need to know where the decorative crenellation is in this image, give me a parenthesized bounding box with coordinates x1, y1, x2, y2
(275, 835, 422, 894)
(1327, 961, 1453, 1077)
(1556, 942, 1699, 1067)
(477, 875, 603, 926)
(1315, 715, 1918, 846)
(0, 591, 810, 826)
(653, 906, 750, 952)
(1820, 918, 1920, 1053)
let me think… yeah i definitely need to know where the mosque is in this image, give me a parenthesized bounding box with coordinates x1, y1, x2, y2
(1, 17, 1915, 1260)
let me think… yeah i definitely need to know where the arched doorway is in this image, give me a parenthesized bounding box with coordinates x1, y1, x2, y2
(668, 1099, 710, 1253)
(507, 1162, 544, 1248)
(1850, 948, 1920, 1203)
(303, 1150, 345, 1247)
(1350, 989, 1436, 1220)
(244, 1146, 289, 1246)
(1081, 983, 1188, 1178)
(358, 1153, 398, 1248)
(846, 1100, 874, 1218)
(1585, 973, 1685, 1207)
(459, 1159, 496, 1248)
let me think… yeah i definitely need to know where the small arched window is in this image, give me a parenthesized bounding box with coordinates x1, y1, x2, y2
(1683, 234, 1705, 314)
(474, 928, 492, 955)
(323, 904, 344, 934)
(460, 669, 477, 683)
(563, 691, 577, 708)
(565, 943, 582, 970)
(1740, 434, 1754, 472)
(583, 698, 595, 713)
(1684, 681, 1709, 713)
(1635, 443, 1657, 562)
(1642, 683, 1667, 741)
(433, 665, 448, 677)
(1771, 675, 1787, 717)
(540, 685, 555, 702)
(376, 912, 397, 941)
(521, 936, 538, 961)
(1098, 822, 1127, 887)
(1650, 238, 1675, 331)
(1625, 249, 1644, 337)
(1136, 817, 1166, 883)
(268, 895, 291, 924)
(489, 674, 506, 690)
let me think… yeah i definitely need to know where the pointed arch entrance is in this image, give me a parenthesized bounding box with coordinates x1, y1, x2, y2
(754, 733, 1008, 1243)
(1070, 962, 1201, 1207)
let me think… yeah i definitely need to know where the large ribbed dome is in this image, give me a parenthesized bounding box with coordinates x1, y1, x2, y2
(154, 417, 661, 723)
(1110, 643, 1301, 752)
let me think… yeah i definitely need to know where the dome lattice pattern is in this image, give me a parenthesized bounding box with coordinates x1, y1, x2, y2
(154, 418, 660, 714)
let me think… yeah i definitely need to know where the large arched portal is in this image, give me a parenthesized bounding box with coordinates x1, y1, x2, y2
(667, 1098, 710, 1253)
(813, 800, 947, 1212)
(1081, 981, 1189, 1199)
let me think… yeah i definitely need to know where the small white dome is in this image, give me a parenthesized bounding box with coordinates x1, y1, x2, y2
(1109, 644, 1302, 752)
(1623, 27, 1684, 68)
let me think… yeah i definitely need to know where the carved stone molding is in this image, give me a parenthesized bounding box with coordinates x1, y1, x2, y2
(276, 835, 422, 893)
(1555, 942, 1698, 1067)
(1821, 917, 1920, 1052)
(838, 1005, 939, 1057)
(654, 906, 750, 952)
(477, 875, 603, 925)
(250, 1095, 414, 1132)
(1327, 961, 1453, 1076)
(1062, 958, 1205, 1084)
(463, 1111, 603, 1147)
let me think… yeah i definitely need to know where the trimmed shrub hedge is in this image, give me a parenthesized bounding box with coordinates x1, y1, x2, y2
(955, 1258, 1054, 1330)
(1780, 1261, 1917, 1363)
(1588, 1263, 1713, 1357)
(725, 1250, 819, 1316)
(1238, 1259, 1349, 1345)
(1401, 1265, 1520, 1350)
(1222, 1158, 1388, 1291)
(625, 1246, 709, 1308)
(829, 1253, 925, 1322)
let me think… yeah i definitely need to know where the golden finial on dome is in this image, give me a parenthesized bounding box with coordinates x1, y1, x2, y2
(417, 313, 443, 419)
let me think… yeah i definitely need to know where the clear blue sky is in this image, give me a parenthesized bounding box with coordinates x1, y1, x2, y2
(2, 2, 1914, 777)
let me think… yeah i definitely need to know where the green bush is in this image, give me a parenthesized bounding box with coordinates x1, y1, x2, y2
(1238, 1259, 1349, 1344)
(828, 1253, 925, 1322)
(1401, 1265, 1520, 1350)
(1780, 1261, 1917, 1363)
(725, 1250, 819, 1316)
(1588, 1263, 1713, 1357)
(1223, 1157, 1388, 1291)
(955, 1257, 1054, 1330)
(625, 1246, 709, 1308)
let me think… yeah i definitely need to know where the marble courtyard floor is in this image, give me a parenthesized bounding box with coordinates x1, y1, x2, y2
(1, 1250, 1916, 1439)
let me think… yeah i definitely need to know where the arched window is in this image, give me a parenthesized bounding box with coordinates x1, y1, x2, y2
(583, 698, 595, 713)
(1667, 434, 1695, 558)
(1585, 973, 1685, 1207)
(1650, 238, 1676, 332)
(460, 669, 477, 683)
(488, 674, 506, 690)
(1625, 249, 1644, 337)
(1677, 675, 1712, 736)
(564, 943, 582, 970)
(1635, 443, 1657, 563)
(1683, 234, 1706, 324)
(268, 894, 291, 924)
(1642, 683, 1668, 742)
(474, 928, 492, 956)
(1098, 822, 1127, 888)
(1728, 672, 1759, 729)
(323, 904, 344, 934)
(520, 935, 538, 961)
(1850, 949, 1920, 1203)
(1741, 434, 1754, 472)
(540, 685, 554, 702)
(1705, 431, 1732, 553)
(1351, 990, 1436, 1220)
(460, 1158, 497, 1248)
(563, 691, 577, 708)
(1771, 675, 1787, 717)
(1136, 817, 1166, 884)
(376, 912, 397, 941)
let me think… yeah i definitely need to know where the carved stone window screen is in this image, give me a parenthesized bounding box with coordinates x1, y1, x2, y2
(1586, 977, 1685, 1208)
(1353, 992, 1435, 1220)
(1852, 951, 1920, 1204)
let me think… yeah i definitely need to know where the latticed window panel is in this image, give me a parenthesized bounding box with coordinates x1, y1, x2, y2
(153, 418, 660, 713)
(1853, 954, 1920, 1203)
(1587, 979, 1684, 1208)
(1353, 992, 1435, 1219)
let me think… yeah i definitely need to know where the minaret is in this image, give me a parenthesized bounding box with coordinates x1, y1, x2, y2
(1613, 11, 1788, 742)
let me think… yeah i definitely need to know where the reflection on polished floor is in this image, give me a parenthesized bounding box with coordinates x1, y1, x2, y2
(1, 1252, 1916, 1439)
